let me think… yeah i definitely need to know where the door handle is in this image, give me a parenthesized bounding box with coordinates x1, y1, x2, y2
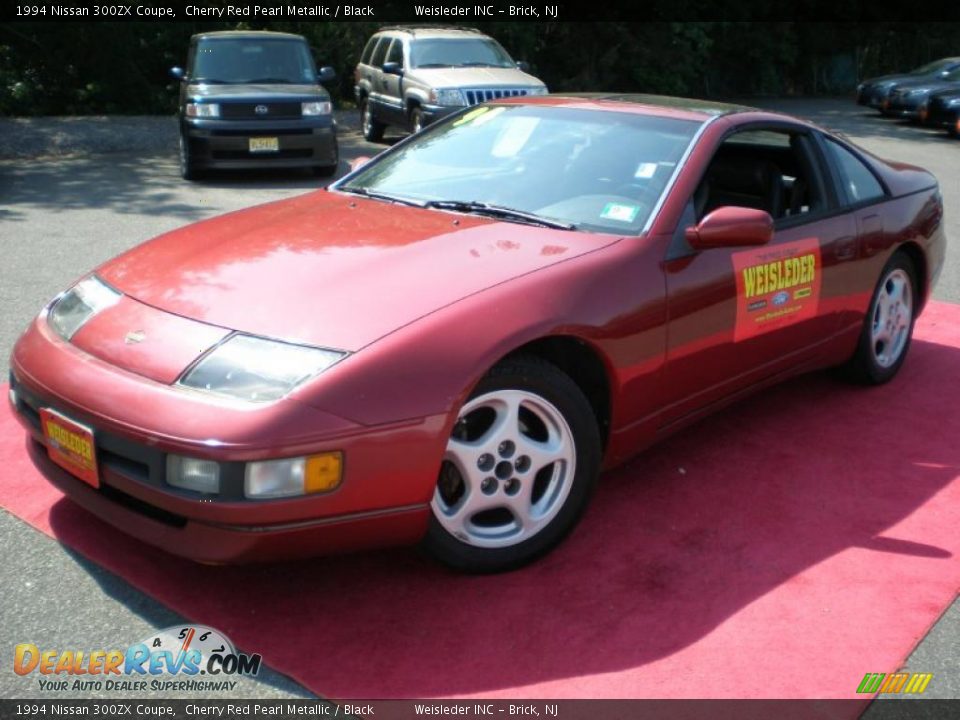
(836, 235, 856, 261)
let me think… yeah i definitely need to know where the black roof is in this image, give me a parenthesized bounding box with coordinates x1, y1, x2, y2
(558, 93, 756, 117)
(192, 31, 306, 41)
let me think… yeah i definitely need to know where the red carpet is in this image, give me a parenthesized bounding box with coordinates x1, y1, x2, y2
(2, 302, 959, 704)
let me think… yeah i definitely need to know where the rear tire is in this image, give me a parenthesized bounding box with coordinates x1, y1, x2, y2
(360, 99, 385, 143)
(843, 251, 918, 385)
(424, 356, 601, 573)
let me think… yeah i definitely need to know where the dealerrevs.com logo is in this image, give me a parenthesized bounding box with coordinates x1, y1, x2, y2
(14, 625, 262, 693)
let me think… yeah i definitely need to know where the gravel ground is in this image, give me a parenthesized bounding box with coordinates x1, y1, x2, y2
(0, 110, 359, 160)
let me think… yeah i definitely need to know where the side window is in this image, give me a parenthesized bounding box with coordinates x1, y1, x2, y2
(370, 37, 390, 68)
(385, 39, 403, 67)
(359, 37, 378, 65)
(822, 138, 885, 205)
(695, 129, 825, 223)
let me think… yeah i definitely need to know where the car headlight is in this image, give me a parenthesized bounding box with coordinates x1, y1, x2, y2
(47, 276, 121, 341)
(302, 101, 332, 116)
(948, 97, 960, 106)
(527, 86, 549, 96)
(185, 103, 220, 118)
(245, 452, 343, 498)
(178, 334, 346, 403)
(432, 88, 466, 106)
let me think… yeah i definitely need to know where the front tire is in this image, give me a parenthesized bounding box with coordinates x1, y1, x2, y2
(424, 356, 601, 573)
(410, 106, 425, 134)
(360, 99, 385, 143)
(844, 252, 918, 385)
(178, 133, 200, 181)
(312, 141, 339, 178)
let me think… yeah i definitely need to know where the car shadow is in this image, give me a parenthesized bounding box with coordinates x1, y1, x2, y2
(46, 334, 959, 698)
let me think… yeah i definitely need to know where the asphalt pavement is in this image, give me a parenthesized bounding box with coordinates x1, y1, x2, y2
(0, 99, 957, 703)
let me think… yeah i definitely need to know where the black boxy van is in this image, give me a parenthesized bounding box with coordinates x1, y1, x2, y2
(171, 31, 339, 180)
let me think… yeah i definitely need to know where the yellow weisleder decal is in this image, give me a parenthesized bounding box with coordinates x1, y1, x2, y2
(741, 253, 817, 299)
(732, 238, 822, 342)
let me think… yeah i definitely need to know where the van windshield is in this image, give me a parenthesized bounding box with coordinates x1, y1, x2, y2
(191, 39, 317, 84)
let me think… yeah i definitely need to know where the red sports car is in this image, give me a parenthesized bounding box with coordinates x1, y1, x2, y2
(8, 95, 946, 572)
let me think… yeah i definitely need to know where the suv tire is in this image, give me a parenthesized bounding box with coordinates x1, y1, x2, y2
(360, 99, 385, 143)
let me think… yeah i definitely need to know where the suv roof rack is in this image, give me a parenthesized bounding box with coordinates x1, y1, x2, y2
(376, 25, 484, 36)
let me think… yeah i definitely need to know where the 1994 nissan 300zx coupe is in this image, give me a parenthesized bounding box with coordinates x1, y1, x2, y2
(9, 95, 946, 572)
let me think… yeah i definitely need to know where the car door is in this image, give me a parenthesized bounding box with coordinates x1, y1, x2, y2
(379, 38, 407, 125)
(660, 124, 857, 424)
(365, 36, 391, 117)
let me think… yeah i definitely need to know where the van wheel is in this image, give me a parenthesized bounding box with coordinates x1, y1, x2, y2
(360, 99, 385, 143)
(178, 134, 200, 181)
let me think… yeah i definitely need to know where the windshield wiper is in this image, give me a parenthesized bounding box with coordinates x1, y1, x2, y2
(339, 186, 425, 207)
(244, 78, 297, 84)
(423, 200, 575, 230)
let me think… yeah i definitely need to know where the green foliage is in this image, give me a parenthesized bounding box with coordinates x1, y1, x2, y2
(1, 21, 958, 116)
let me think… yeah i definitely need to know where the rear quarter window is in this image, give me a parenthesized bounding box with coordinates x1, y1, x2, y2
(823, 138, 885, 205)
(360, 37, 378, 65)
(370, 37, 391, 68)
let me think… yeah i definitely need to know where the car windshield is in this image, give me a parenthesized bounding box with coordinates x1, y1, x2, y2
(910, 59, 956, 76)
(410, 38, 515, 69)
(190, 39, 317, 84)
(339, 105, 701, 234)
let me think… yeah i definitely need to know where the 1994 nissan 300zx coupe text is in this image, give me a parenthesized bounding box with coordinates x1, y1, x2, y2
(9, 95, 946, 572)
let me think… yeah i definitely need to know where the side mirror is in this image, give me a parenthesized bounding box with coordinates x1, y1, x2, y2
(350, 156, 372, 172)
(170, 67, 185, 81)
(685, 207, 774, 250)
(318, 66, 336, 83)
(516, 60, 531, 73)
(381, 61, 402, 76)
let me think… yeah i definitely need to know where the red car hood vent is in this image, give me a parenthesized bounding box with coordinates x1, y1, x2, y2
(98, 191, 617, 351)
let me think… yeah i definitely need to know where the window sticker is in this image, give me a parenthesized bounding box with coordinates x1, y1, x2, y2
(452, 105, 505, 128)
(634, 162, 658, 179)
(600, 202, 640, 223)
(452, 106, 490, 127)
(732, 238, 822, 342)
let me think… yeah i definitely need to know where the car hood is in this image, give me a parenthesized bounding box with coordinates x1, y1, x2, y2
(892, 79, 959, 94)
(864, 74, 912, 87)
(930, 87, 960, 100)
(186, 83, 329, 100)
(407, 66, 543, 89)
(97, 191, 617, 352)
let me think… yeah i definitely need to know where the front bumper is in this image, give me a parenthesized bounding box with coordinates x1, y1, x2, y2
(182, 116, 338, 170)
(883, 98, 924, 119)
(857, 87, 890, 108)
(924, 102, 960, 129)
(9, 318, 443, 562)
(419, 104, 462, 125)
